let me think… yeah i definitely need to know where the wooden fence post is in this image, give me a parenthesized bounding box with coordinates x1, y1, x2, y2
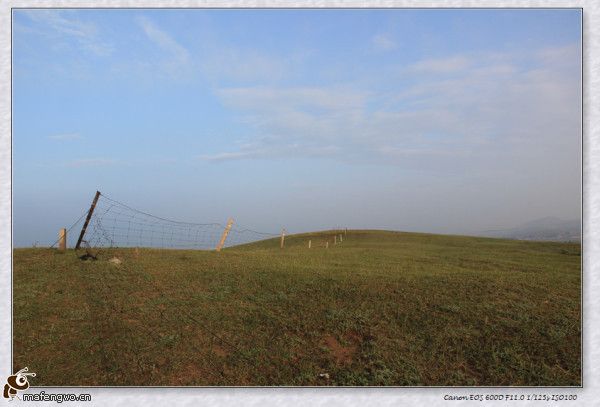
(216, 218, 234, 252)
(280, 229, 286, 249)
(326, 241, 329, 249)
(58, 228, 67, 251)
(75, 190, 101, 250)
(308, 240, 311, 249)
(340, 234, 343, 243)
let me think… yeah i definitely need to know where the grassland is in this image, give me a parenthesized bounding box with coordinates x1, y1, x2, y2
(12, 230, 581, 386)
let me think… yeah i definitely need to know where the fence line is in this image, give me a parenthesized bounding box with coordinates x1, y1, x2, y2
(53, 191, 280, 251)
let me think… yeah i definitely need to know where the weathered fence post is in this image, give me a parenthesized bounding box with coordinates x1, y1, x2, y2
(326, 241, 329, 249)
(340, 234, 343, 243)
(308, 239, 312, 249)
(75, 190, 101, 250)
(216, 218, 234, 252)
(280, 228, 286, 249)
(58, 228, 67, 251)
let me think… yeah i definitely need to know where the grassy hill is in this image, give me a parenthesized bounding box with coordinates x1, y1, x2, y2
(12, 230, 581, 386)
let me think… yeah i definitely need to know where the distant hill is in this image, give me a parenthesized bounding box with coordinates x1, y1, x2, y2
(478, 217, 580, 242)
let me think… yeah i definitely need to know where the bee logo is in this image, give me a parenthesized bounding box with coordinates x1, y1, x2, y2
(3, 367, 35, 400)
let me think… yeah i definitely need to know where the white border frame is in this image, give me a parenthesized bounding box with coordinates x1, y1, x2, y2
(1, 2, 595, 406)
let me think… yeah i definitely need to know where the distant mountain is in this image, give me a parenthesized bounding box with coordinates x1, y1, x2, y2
(478, 217, 580, 242)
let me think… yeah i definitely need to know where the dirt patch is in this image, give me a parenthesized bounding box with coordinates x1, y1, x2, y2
(170, 363, 210, 385)
(212, 345, 229, 357)
(122, 318, 145, 329)
(322, 334, 359, 365)
(46, 314, 60, 324)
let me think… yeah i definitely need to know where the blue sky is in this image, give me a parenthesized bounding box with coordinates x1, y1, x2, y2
(12, 9, 581, 246)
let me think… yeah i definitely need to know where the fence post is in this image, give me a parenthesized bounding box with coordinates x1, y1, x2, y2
(326, 241, 329, 249)
(280, 228, 286, 249)
(75, 190, 101, 250)
(308, 239, 311, 249)
(58, 228, 67, 251)
(340, 234, 343, 243)
(216, 218, 234, 252)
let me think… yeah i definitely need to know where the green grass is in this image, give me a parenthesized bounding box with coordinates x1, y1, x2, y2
(12, 230, 581, 386)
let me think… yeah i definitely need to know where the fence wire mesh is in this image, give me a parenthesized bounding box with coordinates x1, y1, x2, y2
(51, 192, 279, 250)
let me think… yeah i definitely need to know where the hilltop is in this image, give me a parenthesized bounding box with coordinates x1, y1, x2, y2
(12, 230, 581, 386)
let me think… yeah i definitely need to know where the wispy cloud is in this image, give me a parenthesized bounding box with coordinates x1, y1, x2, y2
(201, 49, 289, 83)
(66, 158, 115, 168)
(135, 16, 190, 69)
(206, 45, 580, 174)
(114, 18, 294, 84)
(47, 133, 81, 141)
(537, 43, 580, 62)
(198, 150, 262, 162)
(21, 10, 113, 56)
(372, 34, 396, 51)
(198, 144, 341, 162)
(408, 55, 470, 73)
(217, 86, 367, 112)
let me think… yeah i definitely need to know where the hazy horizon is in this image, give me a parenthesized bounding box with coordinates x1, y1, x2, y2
(12, 9, 581, 247)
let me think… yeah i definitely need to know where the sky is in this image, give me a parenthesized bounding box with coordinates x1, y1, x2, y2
(12, 9, 581, 247)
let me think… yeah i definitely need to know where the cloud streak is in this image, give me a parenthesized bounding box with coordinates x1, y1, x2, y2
(407, 55, 470, 73)
(47, 133, 81, 141)
(136, 16, 190, 66)
(65, 158, 116, 168)
(22, 10, 113, 56)
(206, 44, 580, 179)
(128, 16, 196, 81)
(372, 34, 396, 51)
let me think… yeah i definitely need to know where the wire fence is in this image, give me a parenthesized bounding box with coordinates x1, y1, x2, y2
(43, 192, 350, 383)
(51, 192, 280, 250)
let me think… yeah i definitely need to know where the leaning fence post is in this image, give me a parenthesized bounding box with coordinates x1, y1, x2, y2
(58, 228, 67, 251)
(216, 218, 234, 252)
(75, 190, 101, 250)
(308, 239, 312, 249)
(280, 228, 286, 249)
